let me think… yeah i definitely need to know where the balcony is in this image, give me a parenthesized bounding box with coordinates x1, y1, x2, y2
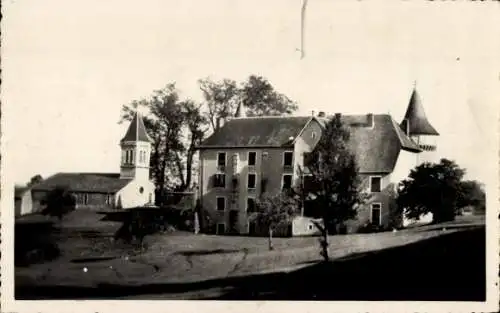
(418, 144, 436, 152)
(283, 165, 294, 173)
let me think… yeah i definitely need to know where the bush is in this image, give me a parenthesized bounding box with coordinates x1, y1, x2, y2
(15, 221, 60, 266)
(358, 222, 385, 234)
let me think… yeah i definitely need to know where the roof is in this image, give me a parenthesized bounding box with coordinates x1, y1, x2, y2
(15, 185, 29, 199)
(199, 116, 312, 148)
(400, 89, 439, 136)
(30, 173, 132, 193)
(121, 112, 152, 143)
(318, 114, 421, 173)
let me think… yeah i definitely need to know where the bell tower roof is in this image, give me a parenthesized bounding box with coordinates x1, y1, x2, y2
(400, 86, 439, 136)
(121, 111, 152, 144)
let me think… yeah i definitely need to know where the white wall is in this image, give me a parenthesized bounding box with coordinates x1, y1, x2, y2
(115, 179, 155, 209)
(392, 148, 436, 226)
(292, 216, 321, 236)
(391, 149, 417, 190)
(20, 191, 34, 215)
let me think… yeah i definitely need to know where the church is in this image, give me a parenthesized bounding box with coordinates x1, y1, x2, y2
(18, 112, 156, 215)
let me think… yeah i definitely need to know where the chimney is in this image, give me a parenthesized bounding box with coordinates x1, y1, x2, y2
(367, 113, 374, 128)
(317, 111, 326, 118)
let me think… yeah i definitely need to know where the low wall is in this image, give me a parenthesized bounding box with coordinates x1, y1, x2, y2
(292, 216, 322, 236)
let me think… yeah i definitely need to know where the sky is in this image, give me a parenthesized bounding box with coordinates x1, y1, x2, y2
(2, 0, 499, 188)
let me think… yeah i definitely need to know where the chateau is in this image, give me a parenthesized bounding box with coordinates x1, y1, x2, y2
(15, 112, 156, 216)
(197, 86, 439, 235)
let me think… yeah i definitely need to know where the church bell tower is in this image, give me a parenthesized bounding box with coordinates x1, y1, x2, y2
(120, 111, 152, 181)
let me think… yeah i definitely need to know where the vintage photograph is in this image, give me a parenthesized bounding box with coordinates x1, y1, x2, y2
(2, 0, 499, 312)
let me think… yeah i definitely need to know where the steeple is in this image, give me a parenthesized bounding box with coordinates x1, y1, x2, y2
(400, 86, 439, 136)
(119, 111, 152, 180)
(121, 111, 152, 144)
(234, 102, 246, 118)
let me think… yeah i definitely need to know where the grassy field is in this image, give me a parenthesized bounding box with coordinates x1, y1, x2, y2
(15, 210, 486, 300)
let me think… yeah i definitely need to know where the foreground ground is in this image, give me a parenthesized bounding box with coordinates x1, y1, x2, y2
(15, 211, 486, 300)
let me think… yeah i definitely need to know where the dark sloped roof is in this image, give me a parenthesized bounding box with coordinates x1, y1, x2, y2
(400, 89, 439, 136)
(31, 173, 131, 193)
(199, 116, 312, 148)
(15, 185, 29, 199)
(121, 112, 152, 143)
(318, 114, 422, 173)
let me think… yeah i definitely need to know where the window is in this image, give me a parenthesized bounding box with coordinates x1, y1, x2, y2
(105, 194, 111, 205)
(283, 151, 294, 167)
(370, 176, 382, 192)
(248, 151, 257, 166)
(302, 174, 315, 193)
(247, 173, 256, 189)
(311, 132, 317, 140)
(216, 197, 226, 211)
(83, 193, 89, 205)
(246, 197, 256, 213)
(303, 152, 315, 168)
(217, 152, 226, 167)
(371, 203, 382, 226)
(129, 150, 134, 164)
(213, 174, 226, 188)
(216, 223, 225, 235)
(282, 174, 293, 190)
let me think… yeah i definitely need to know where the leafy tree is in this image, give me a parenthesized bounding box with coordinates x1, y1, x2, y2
(240, 75, 298, 117)
(41, 185, 76, 221)
(120, 84, 207, 197)
(27, 174, 43, 187)
(457, 180, 486, 214)
(397, 158, 466, 224)
(198, 78, 240, 132)
(198, 75, 298, 132)
(252, 191, 301, 250)
(121, 75, 298, 197)
(302, 114, 366, 261)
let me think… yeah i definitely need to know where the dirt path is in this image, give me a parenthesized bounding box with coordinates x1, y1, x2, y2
(16, 226, 471, 290)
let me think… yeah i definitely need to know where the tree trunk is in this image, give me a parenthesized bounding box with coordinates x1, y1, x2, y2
(268, 227, 274, 251)
(194, 211, 200, 234)
(320, 218, 329, 261)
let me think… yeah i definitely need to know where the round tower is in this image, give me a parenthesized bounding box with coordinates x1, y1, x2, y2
(400, 85, 440, 166)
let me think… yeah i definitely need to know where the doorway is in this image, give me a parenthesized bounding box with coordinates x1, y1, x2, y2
(229, 210, 239, 234)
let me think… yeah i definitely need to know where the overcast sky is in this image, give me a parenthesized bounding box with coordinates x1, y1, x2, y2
(3, 0, 499, 188)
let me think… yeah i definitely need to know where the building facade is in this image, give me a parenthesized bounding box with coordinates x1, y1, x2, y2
(18, 112, 156, 215)
(197, 86, 439, 235)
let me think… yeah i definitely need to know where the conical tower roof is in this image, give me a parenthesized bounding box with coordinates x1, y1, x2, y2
(120, 111, 152, 143)
(400, 87, 439, 136)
